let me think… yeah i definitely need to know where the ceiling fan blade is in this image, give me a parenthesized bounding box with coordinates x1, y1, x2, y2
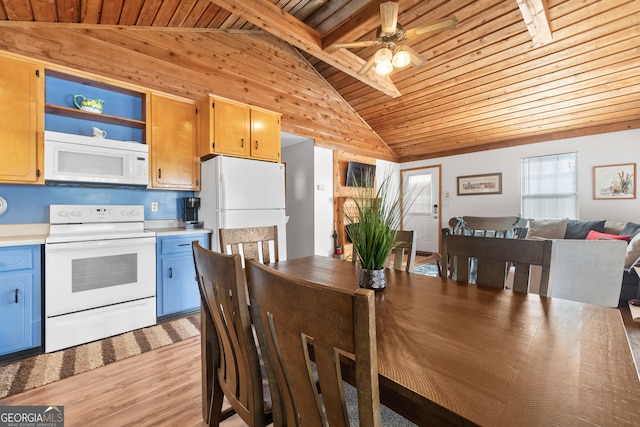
(404, 15, 458, 39)
(404, 45, 428, 67)
(331, 40, 377, 49)
(358, 54, 378, 75)
(380, 1, 399, 34)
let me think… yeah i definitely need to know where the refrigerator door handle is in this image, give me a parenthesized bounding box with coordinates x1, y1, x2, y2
(218, 161, 226, 213)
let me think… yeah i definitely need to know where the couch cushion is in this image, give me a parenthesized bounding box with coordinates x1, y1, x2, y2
(625, 233, 640, 268)
(526, 219, 568, 239)
(604, 220, 627, 235)
(586, 230, 631, 241)
(564, 219, 606, 239)
(621, 222, 640, 240)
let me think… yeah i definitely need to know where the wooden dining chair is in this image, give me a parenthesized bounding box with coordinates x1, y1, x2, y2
(442, 231, 553, 294)
(385, 230, 417, 272)
(192, 242, 276, 427)
(449, 216, 526, 238)
(219, 226, 279, 264)
(246, 259, 414, 427)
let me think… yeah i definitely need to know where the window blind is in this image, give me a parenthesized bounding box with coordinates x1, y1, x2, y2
(521, 152, 577, 219)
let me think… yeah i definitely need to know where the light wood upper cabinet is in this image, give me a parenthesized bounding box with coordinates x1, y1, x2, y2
(150, 93, 199, 190)
(0, 55, 44, 184)
(197, 95, 281, 162)
(250, 108, 281, 162)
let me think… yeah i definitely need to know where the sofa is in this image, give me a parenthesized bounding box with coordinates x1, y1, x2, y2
(523, 218, 640, 304)
(448, 217, 640, 306)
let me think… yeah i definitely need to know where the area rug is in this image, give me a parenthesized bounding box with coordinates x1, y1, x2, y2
(0, 314, 200, 399)
(413, 262, 440, 277)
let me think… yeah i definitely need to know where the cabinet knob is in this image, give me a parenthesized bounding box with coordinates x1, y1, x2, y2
(255, 140, 259, 149)
(169, 267, 173, 278)
(14, 288, 19, 304)
(158, 168, 162, 178)
(241, 138, 244, 148)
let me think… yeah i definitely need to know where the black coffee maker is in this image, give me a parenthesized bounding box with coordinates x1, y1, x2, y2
(182, 197, 202, 229)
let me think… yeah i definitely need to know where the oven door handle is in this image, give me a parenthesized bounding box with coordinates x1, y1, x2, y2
(45, 236, 156, 251)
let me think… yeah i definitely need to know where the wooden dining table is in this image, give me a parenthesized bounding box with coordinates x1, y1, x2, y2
(268, 255, 640, 426)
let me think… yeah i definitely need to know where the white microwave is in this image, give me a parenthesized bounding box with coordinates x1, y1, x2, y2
(44, 131, 148, 188)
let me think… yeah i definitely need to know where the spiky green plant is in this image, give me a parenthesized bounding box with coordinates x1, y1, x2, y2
(344, 170, 406, 270)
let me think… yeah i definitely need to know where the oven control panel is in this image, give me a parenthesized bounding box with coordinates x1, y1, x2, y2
(50, 205, 145, 224)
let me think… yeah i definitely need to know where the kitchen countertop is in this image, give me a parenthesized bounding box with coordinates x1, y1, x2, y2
(0, 221, 211, 247)
(144, 219, 212, 236)
(0, 223, 49, 247)
(147, 227, 213, 236)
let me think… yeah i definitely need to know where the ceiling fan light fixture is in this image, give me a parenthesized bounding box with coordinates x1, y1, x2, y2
(380, 1, 399, 34)
(392, 50, 411, 68)
(374, 47, 393, 64)
(375, 61, 394, 75)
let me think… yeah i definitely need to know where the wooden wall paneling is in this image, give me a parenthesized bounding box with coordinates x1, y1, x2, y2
(372, 38, 640, 139)
(396, 84, 640, 153)
(102, 1, 127, 25)
(0, 0, 638, 162)
(124, 30, 388, 155)
(2, 1, 31, 20)
(166, 0, 200, 27)
(30, 1, 57, 22)
(367, 1, 637, 126)
(149, 0, 182, 26)
(190, 3, 221, 27)
(382, 67, 640, 150)
(0, 25, 395, 160)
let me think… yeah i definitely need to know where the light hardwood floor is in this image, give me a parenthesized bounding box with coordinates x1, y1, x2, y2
(0, 336, 248, 427)
(2, 272, 639, 427)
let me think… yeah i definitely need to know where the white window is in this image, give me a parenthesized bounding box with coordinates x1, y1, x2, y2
(521, 152, 577, 219)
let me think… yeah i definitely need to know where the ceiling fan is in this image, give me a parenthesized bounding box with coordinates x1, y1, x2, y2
(331, 2, 458, 76)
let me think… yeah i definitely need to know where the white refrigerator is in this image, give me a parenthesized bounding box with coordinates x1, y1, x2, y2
(198, 156, 287, 260)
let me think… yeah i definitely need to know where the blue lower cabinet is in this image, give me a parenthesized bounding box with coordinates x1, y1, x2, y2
(0, 245, 42, 357)
(156, 234, 209, 320)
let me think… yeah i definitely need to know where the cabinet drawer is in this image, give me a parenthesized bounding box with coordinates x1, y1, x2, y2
(0, 247, 34, 272)
(160, 235, 208, 255)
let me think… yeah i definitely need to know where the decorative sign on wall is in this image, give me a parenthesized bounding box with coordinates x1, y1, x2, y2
(457, 173, 502, 196)
(593, 163, 636, 200)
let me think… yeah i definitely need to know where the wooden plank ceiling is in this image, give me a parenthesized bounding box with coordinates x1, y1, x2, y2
(0, 0, 638, 162)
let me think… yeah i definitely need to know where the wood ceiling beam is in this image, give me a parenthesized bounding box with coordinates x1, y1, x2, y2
(321, 1, 382, 49)
(516, 0, 552, 46)
(208, 0, 401, 98)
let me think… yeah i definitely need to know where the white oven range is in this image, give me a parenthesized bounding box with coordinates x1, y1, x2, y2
(45, 204, 156, 353)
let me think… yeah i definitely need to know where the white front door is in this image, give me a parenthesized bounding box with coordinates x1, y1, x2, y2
(402, 166, 441, 254)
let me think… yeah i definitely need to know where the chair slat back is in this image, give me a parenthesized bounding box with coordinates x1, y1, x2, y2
(450, 216, 525, 238)
(385, 230, 417, 272)
(192, 242, 270, 426)
(442, 232, 553, 294)
(219, 226, 279, 264)
(246, 259, 381, 427)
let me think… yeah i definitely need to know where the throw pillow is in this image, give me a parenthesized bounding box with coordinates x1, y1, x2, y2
(621, 222, 640, 240)
(526, 219, 568, 239)
(625, 233, 640, 268)
(586, 230, 631, 241)
(564, 219, 606, 239)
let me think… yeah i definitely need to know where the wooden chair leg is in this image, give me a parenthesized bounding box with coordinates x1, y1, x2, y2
(208, 378, 227, 426)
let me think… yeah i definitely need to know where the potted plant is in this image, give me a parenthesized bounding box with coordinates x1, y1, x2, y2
(345, 169, 408, 290)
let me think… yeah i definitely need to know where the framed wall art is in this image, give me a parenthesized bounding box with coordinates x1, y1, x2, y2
(457, 173, 502, 196)
(593, 163, 636, 199)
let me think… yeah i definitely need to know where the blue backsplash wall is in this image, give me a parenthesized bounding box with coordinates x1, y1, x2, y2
(0, 184, 193, 224)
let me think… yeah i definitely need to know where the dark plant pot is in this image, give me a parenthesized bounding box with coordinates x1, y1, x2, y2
(359, 267, 386, 291)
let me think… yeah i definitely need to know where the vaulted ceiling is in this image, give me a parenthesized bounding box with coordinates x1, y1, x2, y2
(0, 0, 638, 162)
